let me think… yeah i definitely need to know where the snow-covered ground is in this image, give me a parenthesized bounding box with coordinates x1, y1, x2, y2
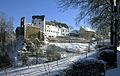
(49, 43, 89, 53)
(0, 41, 97, 76)
(0, 52, 96, 76)
(49, 43, 88, 50)
(105, 47, 120, 76)
(4, 41, 119, 76)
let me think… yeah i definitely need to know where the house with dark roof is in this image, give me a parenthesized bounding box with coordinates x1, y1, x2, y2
(45, 20, 70, 38)
(16, 16, 70, 42)
(79, 27, 96, 40)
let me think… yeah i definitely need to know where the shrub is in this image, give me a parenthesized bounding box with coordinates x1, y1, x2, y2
(0, 53, 11, 69)
(95, 45, 104, 49)
(97, 45, 114, 51)
(64, 58, 106, 76)
(21, 53, 28, 65)
(97, 49, 115, 69)
(46, 45, 61, 61)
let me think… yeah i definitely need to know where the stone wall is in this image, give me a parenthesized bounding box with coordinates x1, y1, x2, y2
(25, 26, 44, 41)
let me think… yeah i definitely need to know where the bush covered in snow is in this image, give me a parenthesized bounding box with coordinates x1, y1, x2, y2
(45, 45, 61, 61)
(97, 45, 114, 51)
(97, 46, 115, 69)
(95, 45, 104, 49)
(0, 53, 12, 69)
(63, 58, 106, 76)
(21, 53, 29, 65)
(97, 45, 115, 68)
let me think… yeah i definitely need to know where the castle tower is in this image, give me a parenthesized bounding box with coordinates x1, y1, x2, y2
(32, 15, 45, 33)
(20, 17, 26, 39)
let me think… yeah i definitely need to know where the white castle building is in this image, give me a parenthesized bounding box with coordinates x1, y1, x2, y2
(32, 15, 70, 38)
(32, 15, 46, 33)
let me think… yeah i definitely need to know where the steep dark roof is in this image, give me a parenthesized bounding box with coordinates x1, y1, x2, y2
(55, 22, 68, 28)
(45, 21, 69, 28)
(32, 15, 45, 21)
(45, 21, 53, 25)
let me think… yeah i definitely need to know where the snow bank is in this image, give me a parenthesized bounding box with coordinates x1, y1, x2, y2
(106, 68, 120, 76)
(49, 43, 88, 51)
(106, 50, 120, 76)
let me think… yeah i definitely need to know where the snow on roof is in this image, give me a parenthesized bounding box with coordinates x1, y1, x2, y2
(81, 26, 95, 32)
(85, 27, 95, 32)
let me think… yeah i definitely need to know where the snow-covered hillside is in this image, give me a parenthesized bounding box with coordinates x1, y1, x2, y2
(6, 36, 25, 66)
(49, 43, 89, 53)
(2, 37, 99, 76)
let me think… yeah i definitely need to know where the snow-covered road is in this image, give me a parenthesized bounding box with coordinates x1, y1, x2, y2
(0, 52, 96, 76)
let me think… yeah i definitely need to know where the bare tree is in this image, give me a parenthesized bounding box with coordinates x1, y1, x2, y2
(0, 12, 7, 55)
(0, 12, 14, 69)
(58, 0, 120, 40)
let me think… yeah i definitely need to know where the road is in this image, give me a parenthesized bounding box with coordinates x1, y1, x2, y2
(0, 52, 95, 76)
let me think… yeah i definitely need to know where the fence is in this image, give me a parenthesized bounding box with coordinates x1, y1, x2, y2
(0, 51, 96, 76)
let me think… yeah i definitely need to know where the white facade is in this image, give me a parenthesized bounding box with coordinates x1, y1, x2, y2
(45, 24, 60, 37)
(32, 16, 45, 33)
(61, 27, 70, 36)
(31, 15, 70, 38)
(45, 23, 70, 38)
